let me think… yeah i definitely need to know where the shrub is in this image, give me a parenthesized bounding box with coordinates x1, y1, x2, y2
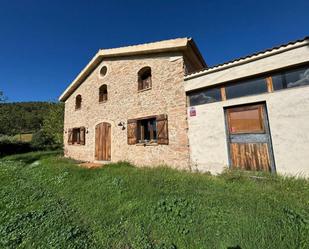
(0, 131, 62, 158)
(31, 130, 60, 150)
(0, 135, 18, 143)
(41, 103, 64, 146)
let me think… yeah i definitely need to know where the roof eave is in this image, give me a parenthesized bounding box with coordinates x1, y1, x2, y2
(59, 51, 103, 102)
(185, 37, 309, 80)
(59, 46, 188, 102)
(59, 38, 206, 102)
(187, 38, 207, 68)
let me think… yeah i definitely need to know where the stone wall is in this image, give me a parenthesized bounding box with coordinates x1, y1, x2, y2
(63, 52, 190, 169)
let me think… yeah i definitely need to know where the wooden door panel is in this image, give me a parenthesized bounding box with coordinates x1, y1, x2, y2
(106, 124, 111, 161)
(230, 143, 270, 171)
(100, 125, 103, 159)
(226, 103, 275, 172)
(95, 123, 111, 161)
(102, 123, 106, 160)
(95, 125, 99, 160)
(97, 125, 101, 160)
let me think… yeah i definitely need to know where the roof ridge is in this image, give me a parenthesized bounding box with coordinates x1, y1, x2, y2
(100, 37, 189, 51)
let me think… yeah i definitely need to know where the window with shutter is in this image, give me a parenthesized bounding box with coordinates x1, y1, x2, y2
(127, 119, 137, 145)
(68, 127, 86, 145)
(128, 115, 168, 145)
(156, 114, 168, 145)
(136, 118, 157, 143)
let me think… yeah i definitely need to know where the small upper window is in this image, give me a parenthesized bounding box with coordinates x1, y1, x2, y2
(138, 67, 152, 91)
(100, 66, 107, 77)
(99, 84, 108, 102)
(272, 66, 309, 90)
(75, 95, 82, 110)
(188, 88, 222, 106)
(225, 78, 267, 100)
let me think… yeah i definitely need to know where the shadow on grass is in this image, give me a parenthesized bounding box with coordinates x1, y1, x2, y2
(0, 141, 34, 158)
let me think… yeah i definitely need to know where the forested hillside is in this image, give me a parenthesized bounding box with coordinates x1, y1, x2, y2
(0, 102, 60, 135)
(0, 102, 64, 156)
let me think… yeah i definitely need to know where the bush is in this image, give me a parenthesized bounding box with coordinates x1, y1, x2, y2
(0, 131, 62, 158)
(41, 103, 64, 146)
(0, 135, 18, 143)
(31, 130, 61, 150)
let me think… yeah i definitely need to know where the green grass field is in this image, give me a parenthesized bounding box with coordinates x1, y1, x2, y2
(13, 133, 33, 142)
(0, 152, 308, 249)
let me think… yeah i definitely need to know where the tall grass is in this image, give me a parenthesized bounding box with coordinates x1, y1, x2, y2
(0, 152, 308, 248)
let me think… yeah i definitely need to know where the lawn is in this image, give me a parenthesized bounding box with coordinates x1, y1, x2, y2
(0, 152, 308, 249)
(13, 133, 33, 142)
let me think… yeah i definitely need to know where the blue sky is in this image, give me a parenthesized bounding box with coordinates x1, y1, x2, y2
(0, 0, 308, 102)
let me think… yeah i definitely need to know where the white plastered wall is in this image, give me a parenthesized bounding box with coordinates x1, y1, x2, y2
(185, 42, 309, 177)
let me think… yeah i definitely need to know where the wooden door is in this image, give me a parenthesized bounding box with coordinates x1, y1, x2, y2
(95, 122, 111, 161)
(225, 103, 275, 172)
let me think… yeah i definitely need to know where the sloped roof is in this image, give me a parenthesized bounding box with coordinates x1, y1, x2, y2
(185, 36, 309, 80)
(59, 38, 206, 101)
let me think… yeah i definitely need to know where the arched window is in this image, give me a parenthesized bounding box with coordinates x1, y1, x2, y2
(138, 67, 152, 91)
(99, 84, 108, 102)
(75, 95, 82, 110)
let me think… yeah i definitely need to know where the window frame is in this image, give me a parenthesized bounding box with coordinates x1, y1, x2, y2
(99, 65, 108, 78)
(187, 87, 222, 106)
(99, 84, 108, 103)
(227, 105, 265, 135)
(138, 67, 152, 92)
(224, 77, 268, 100)
(72, 128, 81, 144)
(68, 127, 86, 145)
(127, 114, 168, 145)
(186, 63, 309, 107)
(75, 95, 82, 110)
(272, 66, 309, 90)
(136, 117, 157, 144)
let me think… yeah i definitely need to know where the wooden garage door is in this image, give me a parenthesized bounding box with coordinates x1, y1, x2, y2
(95, 122, 111, 161)
(225, 103, 275, 172)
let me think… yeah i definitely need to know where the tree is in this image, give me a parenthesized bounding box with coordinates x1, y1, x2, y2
(0, 90, 7, 103)
(0, 102, 52, 135)
(41, 102, 64, 146)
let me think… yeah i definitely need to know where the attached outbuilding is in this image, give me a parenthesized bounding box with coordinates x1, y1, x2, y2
(185, 37, 309, 177)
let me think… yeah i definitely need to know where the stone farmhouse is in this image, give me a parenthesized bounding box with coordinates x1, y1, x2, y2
(59, 37, 309, 176)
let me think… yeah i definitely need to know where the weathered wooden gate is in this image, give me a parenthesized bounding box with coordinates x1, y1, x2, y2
(95, 122, 111, 161)
(225, 103, 275, 172)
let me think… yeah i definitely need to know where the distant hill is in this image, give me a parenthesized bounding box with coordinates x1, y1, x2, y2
(0, 102, 60, 135)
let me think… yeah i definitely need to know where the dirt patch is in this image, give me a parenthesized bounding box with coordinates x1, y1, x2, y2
(79, 162, 104, 169)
